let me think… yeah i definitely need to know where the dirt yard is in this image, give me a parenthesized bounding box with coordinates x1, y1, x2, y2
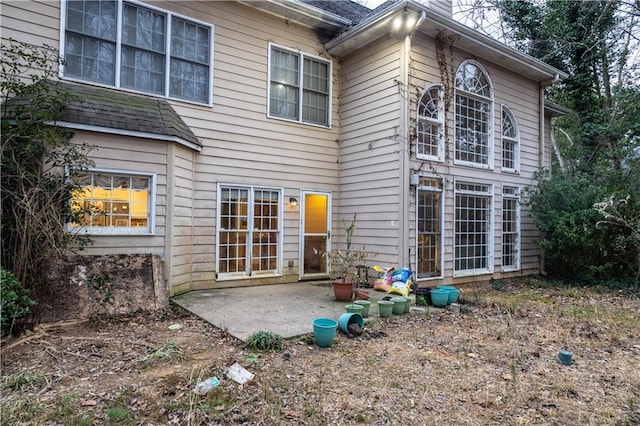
(2, 279, 639, 425)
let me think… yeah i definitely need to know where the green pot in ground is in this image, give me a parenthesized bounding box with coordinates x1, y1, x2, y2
(353, 300, 371, 317)
(391, 297, 406, 315)
(377, 300, 394, 318)
(345, 304, 364, 315)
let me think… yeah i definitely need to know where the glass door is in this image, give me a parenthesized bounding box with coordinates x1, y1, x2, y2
(300, 191, 331, 278)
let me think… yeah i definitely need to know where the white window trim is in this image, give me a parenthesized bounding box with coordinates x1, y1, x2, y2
(59, 0, 215, 107)
(267, 42, 332, 128)
(501, 104, 520, 173)
(416, 84, 445, 163)
(415, 176, 444, 281)
(453, 60, 494, 170)
(501, 185, 521, 272)
(215, 183, 284, 281)
(67, 167, 157, 236)
(453, 179, 494, 277)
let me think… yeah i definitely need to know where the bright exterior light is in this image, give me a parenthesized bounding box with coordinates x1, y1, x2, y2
(392, 15, 403, 30)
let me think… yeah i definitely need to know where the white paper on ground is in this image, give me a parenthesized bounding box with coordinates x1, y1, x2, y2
(226, 362, 254, 385)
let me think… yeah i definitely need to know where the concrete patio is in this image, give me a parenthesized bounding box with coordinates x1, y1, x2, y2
(172, 281, 426, 341)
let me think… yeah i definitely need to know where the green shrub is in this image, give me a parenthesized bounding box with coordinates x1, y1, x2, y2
(1, 268, 36, 336)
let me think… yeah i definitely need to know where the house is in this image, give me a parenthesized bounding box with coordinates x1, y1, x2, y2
(0, 0, 567, 307)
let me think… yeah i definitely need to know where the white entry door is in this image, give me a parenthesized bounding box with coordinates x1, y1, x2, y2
(300, 191, 331, 278)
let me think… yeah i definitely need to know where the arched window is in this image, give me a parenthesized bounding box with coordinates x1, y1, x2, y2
(416, 84, 444, 161)
(454, 60, 493, 167)
(501, 106, 520, 172)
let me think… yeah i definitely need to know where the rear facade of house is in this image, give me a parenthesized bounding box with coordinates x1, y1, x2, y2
(1, 0, 566, 301)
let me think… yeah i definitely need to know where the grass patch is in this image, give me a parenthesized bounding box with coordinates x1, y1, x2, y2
(246, 331, 283, 351)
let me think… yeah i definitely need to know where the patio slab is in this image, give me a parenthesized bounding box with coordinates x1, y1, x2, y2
(171, 281, 424, 341)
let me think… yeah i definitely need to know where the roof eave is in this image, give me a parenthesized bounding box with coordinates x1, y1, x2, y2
(326, 0, 568, 84)
(239, 0, 352, 32)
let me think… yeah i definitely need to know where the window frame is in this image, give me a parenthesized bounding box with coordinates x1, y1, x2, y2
(67, 167, 157, 236)
(267, 42, 332, 128)
(501, 105, 520, 173)
(454, 60, 494, 169)
(501, 185, 521, 271)
(416, 84, 445, 162)
(216, 184, 284, 280)
(59, 0, 214, 106)
(453, 179, 494, 277)
(415, 176, 444, 280)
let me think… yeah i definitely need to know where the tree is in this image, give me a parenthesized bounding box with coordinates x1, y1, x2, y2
(1, 39, 93, 331)
(456, 1, 640, 286)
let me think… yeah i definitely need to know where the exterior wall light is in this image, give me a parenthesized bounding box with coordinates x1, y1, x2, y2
(289, 197, 298, 207)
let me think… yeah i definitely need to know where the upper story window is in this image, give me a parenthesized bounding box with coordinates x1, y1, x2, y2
(454, 60, 493, 168)
(70, 169, 156, 235)
(416, 84, 444, 162)
(501, 106, 520, 172)
(268, 43, 331, 127)
(62, 0, 213, 105)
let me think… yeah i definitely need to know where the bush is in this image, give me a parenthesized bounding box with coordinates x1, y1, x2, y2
(1, 268, 36, 336)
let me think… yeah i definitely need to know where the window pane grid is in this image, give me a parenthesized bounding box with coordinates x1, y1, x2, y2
(502, 187, 519, 269)
(71, 171, 150, 231)
(417, 85, 443, 159)
(417, 182, 442, 278)
(64, 0, 211, 104)
(455, 182, 491, 273)
(502, 107, 519, 171)
(269, 46, 330, 126)
(219, 186, 281, 276)
(455, 94, 490, 164)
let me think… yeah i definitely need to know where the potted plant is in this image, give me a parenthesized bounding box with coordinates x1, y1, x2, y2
(315, 213, 372, 302)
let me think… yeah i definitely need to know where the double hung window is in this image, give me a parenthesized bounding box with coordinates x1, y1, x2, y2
(454, 181, 493, 275)
(63, 0, 212, 104)
(454, 61, 493, 167)
(268, 44, 331, 127)
(416, 84, 444, 162)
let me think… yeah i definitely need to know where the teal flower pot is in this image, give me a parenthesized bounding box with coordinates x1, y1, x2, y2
(430, 289, 449, 307)
(313, 318, 338, 347)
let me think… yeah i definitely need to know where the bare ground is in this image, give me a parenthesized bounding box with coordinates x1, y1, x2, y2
(1, 280, 639, 425)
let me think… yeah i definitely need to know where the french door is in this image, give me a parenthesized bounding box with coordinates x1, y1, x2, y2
(217, 185, 281, 279)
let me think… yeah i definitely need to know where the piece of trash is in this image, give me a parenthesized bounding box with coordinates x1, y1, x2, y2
(502, 373, 514, 381)
(226, 362, 254, 385)
(467, 353, 479, 358)
(195, 376, 220, 395)
(80, 399, 97, 406)
(168, 324, 183, 331)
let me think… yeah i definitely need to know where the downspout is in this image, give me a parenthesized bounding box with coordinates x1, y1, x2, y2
(399, 34, 411, 268)
(538, 73, 560, 275)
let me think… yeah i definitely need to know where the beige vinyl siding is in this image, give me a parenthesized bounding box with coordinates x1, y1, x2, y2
(338, 37, 403, 265)
(159, 1, 340, 288)
(408, 35, 543, 283)
(1, 1, 60, 46)
(71, 132, 167, 255)
(429, 0, 453, 17)
(169, 146, 197, 295)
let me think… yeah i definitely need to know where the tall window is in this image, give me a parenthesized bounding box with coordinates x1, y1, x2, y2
(502, 186, 520, 270)
(217, 185, 281, 278)
(454, 181, 492, 275)
(501, 106, 520, 172)
(268, 44, 331, 127)
(416, 84, 444, 162)
(454, 60, 493, 167)
(416, 177, 443, 279)
(70, 169, 154, 235)
(63, 0, 213, 104)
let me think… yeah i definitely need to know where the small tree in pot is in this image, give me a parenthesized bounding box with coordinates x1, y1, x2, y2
(315, 213, 372, 301)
